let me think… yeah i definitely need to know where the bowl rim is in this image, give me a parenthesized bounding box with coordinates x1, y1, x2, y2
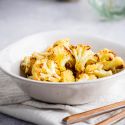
(0, 30, 125, 85)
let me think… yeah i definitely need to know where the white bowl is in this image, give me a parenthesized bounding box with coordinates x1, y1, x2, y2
(1, 31, 125, 105)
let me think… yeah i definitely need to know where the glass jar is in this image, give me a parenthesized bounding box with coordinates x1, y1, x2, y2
(89, 0, 125, 20)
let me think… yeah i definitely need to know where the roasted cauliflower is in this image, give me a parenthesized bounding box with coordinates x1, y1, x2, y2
(60, 70, 75, 82)
(20, 39, 125, 82)
(72, 44, 94, 72)
(32, 59, 61, 82)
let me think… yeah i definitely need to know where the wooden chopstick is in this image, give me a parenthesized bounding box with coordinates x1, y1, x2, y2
(62, 100, 125, 125)
(96, 110, 125, 125)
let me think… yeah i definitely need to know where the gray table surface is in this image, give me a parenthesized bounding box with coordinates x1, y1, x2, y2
(0, 0, 125, 125)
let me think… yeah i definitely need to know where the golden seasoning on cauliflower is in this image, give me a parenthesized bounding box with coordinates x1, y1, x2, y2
(31, 59, 46, 80)
(32, 59, 61, 82)
(85, 63, 113, 78)
(94, 70, 112, 78)
(20, 56, 36, 76)
(20, 38, 125, 83)
(72, 44, 94, 72)
(85, 63, 103, 74)
(48, 44, 75, 71)
(53, 38, 70, 48)
(46, 38, 71, 53)
(102, 57, 125, 72)
(60, 70, 75, 82)
(86, 54, 99, 65)
(97, 48, 116, 62)
(32, 52, 50, 60)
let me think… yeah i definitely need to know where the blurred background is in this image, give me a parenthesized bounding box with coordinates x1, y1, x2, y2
(0, 0, 125, 49)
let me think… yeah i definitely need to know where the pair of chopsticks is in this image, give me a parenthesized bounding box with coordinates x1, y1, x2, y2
(62, 100, 125, 125)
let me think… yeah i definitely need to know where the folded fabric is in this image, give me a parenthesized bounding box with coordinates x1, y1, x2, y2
(0, 70, 125, 125)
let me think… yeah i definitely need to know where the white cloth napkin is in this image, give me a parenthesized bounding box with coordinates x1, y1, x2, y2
(0, 70, 125, 125)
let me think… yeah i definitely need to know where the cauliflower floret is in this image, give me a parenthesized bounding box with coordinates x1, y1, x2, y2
(20, 56, 31, 74)
(46, 39, 71, 53)
(32, 52, 50, 59)
(97, 49, 125, 73)
(85, 63, 103, 74)
(76, 73, 97, 82)
(31, 59, 45, 80)
(53, 38, 70, 48)
(102, 57, 125, 72)
(85, 63, 112, 78)
(94, 70, 112, 78)
(32, 59, 61, 82)
(97, 48, 116, 62)
(86, 54, 99, 65)
(60, 70, 75, 82)
(20, 52, 50, 76)
(48, 45, 75, 71)
(72, 44, 94, 72)
(20, 56, 36, 75)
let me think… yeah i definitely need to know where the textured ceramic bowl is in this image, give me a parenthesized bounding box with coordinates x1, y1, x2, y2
(1, 31, 125, 105)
